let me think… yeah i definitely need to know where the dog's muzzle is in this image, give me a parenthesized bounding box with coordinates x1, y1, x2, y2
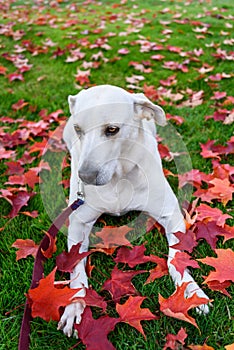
(79, 169, 99, 185)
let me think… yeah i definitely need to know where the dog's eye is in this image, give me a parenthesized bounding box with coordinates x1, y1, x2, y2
(74, 125, 82, 136)
(105, 125, 120, 136)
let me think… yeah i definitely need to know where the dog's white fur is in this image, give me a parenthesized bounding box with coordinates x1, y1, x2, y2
(58, 85, 209, 337)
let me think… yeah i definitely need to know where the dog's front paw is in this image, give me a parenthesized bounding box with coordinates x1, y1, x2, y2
(58, 301, 85, 337)
(196, 302, 210, 315)
(185, 282, 211, 314)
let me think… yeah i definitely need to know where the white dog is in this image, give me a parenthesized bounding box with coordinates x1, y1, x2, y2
(58, 85, 209, 337)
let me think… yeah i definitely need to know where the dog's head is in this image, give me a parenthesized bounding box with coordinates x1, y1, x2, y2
(68, 85, 166, 186)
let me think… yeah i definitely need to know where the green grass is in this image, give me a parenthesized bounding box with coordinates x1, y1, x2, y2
(0, 0, 234, 349)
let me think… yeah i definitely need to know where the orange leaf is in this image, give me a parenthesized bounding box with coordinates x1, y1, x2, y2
(198, 248, 234, 284)
(159, 282, 210, 329)
(225, 344, 234, 350)
(209, 178, 234, 206)
(27, 268, 80, 322)
(188, 345, 215, 350)
(96, 225, 132, 248)
(144, 255, 168, 284)
(116, 296, 158, 337)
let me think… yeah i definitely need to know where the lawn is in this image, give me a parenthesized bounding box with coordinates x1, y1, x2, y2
(0, 0, 234, 349)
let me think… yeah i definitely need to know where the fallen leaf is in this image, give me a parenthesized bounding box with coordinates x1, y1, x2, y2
(96, 225, 132, 248)
(12, 239, 39, 260)
(159, 282, 210, 328)
(102, 266, 145, 301)
(163, 327, 187, 350)
(27, 268, 80, 322)
(205, 280, 231, 298)
(188, 345, 215, 350)
(195, 221, 233, 249)
(116, 296, 157, 337)
(114, 245, 151, 268)
(225, 344, 234, 350)
(211, 91, 227, 100)
(11, 99, 29, 111)
(198, 249, 234, 284)
(75, 307, 120, 350)
(196, 203, 231, 227)
(171, 230, 198, 254)
(171, 252, 199, 278)
(209, 178, 234, 206)
(9, 191, 33, 218)
(144, 255, 168, 284)
(56, 242, 92, 273)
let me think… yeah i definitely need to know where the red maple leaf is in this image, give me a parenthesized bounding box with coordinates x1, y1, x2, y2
(5, 161, 24, 175)
(114, 245, 151, 268)
(7, 72, 24, 82)
(178, 169, 208, 189)
(11, 239, 39, 260)
(24, 169, 41, 188)
(211, 91, 227, 100)
(198, 249, 234, 284)
(11, 99, 29, 111)
(212, 160, 234, 180)
(9, 191, 33, 218)
(76, 288, 107, 312)
(163, 327, 187, 350)
(209, 178, 234, 206)
(96, 225, 132, 248)
(0, 65, 7, 75)
(27, 268, 81, 322)
(116, 296, 158, 337)
(56, 242, 92, 273)
(195, 221, 232, 250)
(196, 203, 231, 227)
(74, 307, 120, 350)
(102, 266, 145, 301)
(144, 255, 168, 284)
(171, 230, 198, 253)
(159, 282, 210, 328)
(171, 252, 199, 278)
(160, 75, 177, 87)
(143, 83, 160, 101)
(205, 280, 231, 298)
(200, 140, 221, 159)
(29, 138, 48, 157)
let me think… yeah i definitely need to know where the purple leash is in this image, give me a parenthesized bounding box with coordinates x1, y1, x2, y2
(18, 198, 84, 350)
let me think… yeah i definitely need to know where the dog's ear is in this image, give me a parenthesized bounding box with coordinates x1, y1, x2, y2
(68, 95, 77, 115)
(133, 93, 167, 126)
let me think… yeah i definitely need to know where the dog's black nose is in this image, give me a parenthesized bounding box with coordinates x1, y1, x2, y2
(78, 169, 98, 185)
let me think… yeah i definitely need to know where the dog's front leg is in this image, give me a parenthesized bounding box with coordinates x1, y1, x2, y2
(58, 205, 100, 337)
(148, 180, 209, 313)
